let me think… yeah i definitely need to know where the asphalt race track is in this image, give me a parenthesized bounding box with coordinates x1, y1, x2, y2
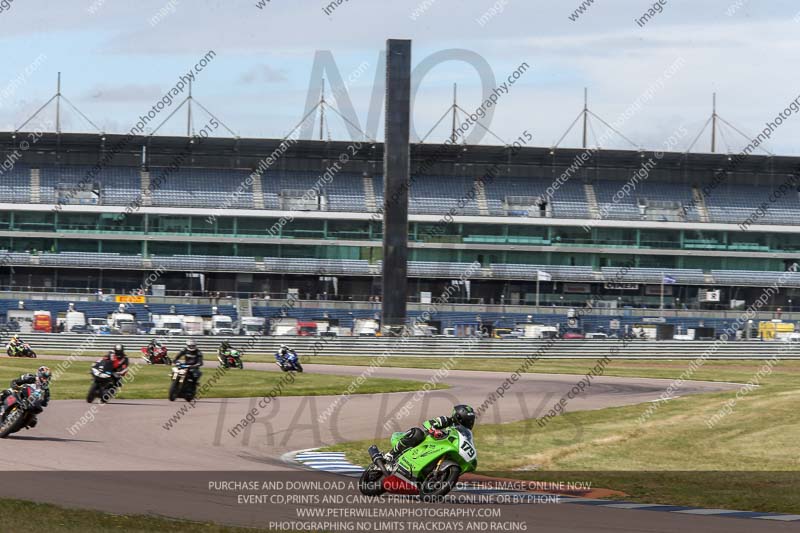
(0, 359, 794, 532)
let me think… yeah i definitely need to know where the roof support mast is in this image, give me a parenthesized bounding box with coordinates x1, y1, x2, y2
(711, 92, 717, 153)
(55, 72, 61, 134)
(582, 87, 588, 149)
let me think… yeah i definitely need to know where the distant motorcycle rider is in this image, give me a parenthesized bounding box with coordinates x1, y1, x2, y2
(174, 339, 203, 382)
(99, 344, 130, 390)
(384, 405, 476, 464)
(275, 344, 297, 365)
(146, 338, 163, 355)
(7, 334, 24, 354)
(218, 340, 233, 357)
(0, 366, 51, 425)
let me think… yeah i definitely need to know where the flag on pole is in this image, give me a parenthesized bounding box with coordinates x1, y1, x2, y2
(537, 270, 552, 281)
(662, 275, 677, 285)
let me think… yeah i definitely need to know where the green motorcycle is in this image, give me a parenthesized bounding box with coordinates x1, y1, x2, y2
(359, 421, 477, 499)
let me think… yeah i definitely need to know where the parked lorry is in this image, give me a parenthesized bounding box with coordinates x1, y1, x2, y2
(182, 316, 205, 336)
(297, 321, 318, 336)
(33, 311, 53, 333)
(239, 317, 266, 336)
(759, 320, 795, 340)
(6, 310, 34, 334)
(515, 323, 558, 339)
(210, 315, 235, 336)
(65, 310, 86, 333)
(270, 317, 298, 336)
(110, 311, 137, 334)
(153, 314, 184, 336)
(353, 318, 380, 337)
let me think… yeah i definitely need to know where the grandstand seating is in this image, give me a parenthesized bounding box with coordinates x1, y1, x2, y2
(40, 165, 140, 205)
(151, 168, 254, 209)
(1, 164, 795, 227)
(0, 164, 33, 203)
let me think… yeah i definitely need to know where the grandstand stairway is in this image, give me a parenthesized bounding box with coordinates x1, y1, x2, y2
(239, 298, 253, 318)
(692, 186, 710, 222)
(141, 171, 152, 206)
(363, 174, 377, 212)
(30, 168, 40, 204)
(252, 172, 265, 209)
(584, 182, 600, 219)
(475, 178, 490, 215)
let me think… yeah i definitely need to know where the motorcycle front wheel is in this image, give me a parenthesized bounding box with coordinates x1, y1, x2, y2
(419, 465, 460, 499)
(294, 362, 303, 373)
(358, 465, 387, 496)
(168, 380, 180, 402)
(86, 382, 99, 403)
(0, 408, 24, 438)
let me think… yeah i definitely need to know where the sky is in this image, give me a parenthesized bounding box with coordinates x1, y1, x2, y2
(1, 0, 799, 154)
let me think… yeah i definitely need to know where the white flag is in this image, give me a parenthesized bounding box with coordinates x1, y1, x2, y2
(537, 270, 552, 281)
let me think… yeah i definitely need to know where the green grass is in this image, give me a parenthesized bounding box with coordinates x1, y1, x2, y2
(0, 498, 271, 532)
(0, 359, 446, 401)
(322, 359, 800, 514)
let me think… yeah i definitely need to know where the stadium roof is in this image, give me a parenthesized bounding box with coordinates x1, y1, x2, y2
(2, 131, 799, 178)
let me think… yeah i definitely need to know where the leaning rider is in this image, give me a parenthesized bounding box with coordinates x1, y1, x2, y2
(383, 405, 476, 464)
(146, 338, 163, 358)
(275, 344, 296, 365)
(218, 339, 233, 357)
(8, 334, 24, 353)
(0, 366, 52, 424)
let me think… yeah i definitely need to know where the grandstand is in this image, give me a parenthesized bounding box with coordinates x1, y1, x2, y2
(1, 132, 800, 320)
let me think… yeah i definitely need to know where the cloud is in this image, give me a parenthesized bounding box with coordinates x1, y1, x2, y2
(239, 64, 289, 84)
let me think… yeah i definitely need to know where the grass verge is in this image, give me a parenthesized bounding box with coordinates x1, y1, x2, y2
(0, 498, 270, 532)
(322, 359, 800, 513)
(0, 359, 446, 401)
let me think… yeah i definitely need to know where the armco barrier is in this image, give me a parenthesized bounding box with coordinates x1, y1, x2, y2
(3, 333, 800, 359)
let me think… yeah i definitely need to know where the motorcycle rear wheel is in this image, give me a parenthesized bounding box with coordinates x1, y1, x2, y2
(358, 465, 387, 496)
(419, 465, 460, 499)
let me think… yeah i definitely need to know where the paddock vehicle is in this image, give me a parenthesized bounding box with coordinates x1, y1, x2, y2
(169, 364, 197, 402)
(276, 351, 303, 373)
(141, 345, 171, 365)
(87, 359, 123, 403)
(0, 383, 47, 438)
(6, 342, 36, 358)
(359, 423, 477, 499)
(218, 349, 244, 369)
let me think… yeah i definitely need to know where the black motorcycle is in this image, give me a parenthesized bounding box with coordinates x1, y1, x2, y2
(169, 364, 197, 402)
(0, 384, 46, 438)
(87, 359, 121, 403)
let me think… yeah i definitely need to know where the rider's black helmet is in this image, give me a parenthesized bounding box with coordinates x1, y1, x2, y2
(452, 404, 476, 429)
(113, 344, 125, 357)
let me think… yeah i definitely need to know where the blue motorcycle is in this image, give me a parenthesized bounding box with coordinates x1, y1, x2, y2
(276, 351, 303, 373)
